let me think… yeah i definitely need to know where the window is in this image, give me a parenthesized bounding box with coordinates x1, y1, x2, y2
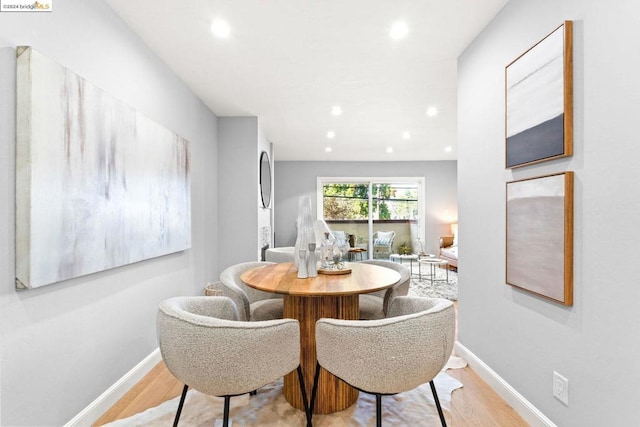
(318, 178, 424, 259)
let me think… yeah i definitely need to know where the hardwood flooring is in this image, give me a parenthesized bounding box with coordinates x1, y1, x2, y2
(94, 359, 528, 426)
(93, 361, 184, 426)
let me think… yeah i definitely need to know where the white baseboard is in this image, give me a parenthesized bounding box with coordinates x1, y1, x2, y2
(454, 342, 556, 427)
(65, 348, 161, 427)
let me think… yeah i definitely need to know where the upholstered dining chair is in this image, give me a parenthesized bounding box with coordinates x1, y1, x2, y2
(357, 259, 411, 320)
(265, 246, 296, 263)
(157, 296, 311, 427)
(216, 261, 284, 321)
(310, 296, 455, 427)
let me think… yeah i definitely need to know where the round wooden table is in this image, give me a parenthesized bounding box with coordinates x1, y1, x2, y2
(241, 261, 401, 414)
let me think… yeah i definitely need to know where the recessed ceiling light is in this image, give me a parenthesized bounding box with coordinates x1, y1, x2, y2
(390, 21, 409, 40)
(331, 105, 343, 116)
(426, 107, 439, 117)
(211, 19, 231, 38)
(402, 131, 411, 140)
(325, 147, 333, 153)
(444, 146, 453, 153)
(386, 147, 394, 153)
(326, 131, 335, 139)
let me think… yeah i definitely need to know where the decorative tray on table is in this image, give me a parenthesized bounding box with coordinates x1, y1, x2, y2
(317, 267, 352, 275)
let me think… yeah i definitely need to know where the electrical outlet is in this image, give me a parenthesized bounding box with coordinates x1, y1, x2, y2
(553, 371, 569, 406)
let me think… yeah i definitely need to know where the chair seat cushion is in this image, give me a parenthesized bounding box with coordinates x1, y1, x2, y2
(250, 298, 284, 321)
(359, 294, 385, 320)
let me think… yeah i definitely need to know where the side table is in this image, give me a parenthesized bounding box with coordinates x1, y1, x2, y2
(347, 247, 367, 261)
(389, 254, 420, 276)
(418, 258, 449, 283)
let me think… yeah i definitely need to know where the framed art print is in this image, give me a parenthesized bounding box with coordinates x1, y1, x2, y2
(505, 21, 573, 168)
(506, 172, 574, 305)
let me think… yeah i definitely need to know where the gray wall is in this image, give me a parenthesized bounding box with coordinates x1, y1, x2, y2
(274, 161, 457, 255)
(0, 0, 219, 424)
(458, 0, 640, 424)
(217, 117, 273, 270)
(218, 117, 258, 270)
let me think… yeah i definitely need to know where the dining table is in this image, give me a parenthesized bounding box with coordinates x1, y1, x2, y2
(240, 261, 401, 414)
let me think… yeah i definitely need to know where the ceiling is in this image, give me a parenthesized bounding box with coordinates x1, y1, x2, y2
(104, 0, 508, 161)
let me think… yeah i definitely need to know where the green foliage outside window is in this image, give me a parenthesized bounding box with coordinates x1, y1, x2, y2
(323, 183, 417, 220)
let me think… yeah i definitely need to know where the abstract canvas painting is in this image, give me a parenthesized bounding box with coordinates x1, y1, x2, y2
(506, 172, 573, 305)
(16, 46, 191, 289)
(505, 21, 573, 168)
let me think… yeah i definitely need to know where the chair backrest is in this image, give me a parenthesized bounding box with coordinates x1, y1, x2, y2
(265, 247, 295, 263)
(373, 230, 395, 245)
(315, 296, 454, 395)
(220, 261, 282, 305)
(157, 296, 300, 397)
(357, 259, 410, 313)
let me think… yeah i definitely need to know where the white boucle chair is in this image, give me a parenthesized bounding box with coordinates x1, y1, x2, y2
(357, 259, 411, 320)
(310, 296, 455, 427)
(217, 261, 284, 321)
(157, 296, 310, 427)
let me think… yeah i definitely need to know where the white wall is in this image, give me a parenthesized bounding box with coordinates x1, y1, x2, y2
(458, 0, 640, 424)
(274, 161, 457, 255)
(0, 0, 219, 424)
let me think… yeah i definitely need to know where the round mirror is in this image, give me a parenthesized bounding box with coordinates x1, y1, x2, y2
(260, 151, 271, 208)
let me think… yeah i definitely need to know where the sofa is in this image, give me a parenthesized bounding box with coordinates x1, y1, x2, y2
(438, 235, 458, 269)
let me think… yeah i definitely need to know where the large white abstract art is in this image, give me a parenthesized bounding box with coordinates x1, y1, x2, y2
(16, 46, 191, 289)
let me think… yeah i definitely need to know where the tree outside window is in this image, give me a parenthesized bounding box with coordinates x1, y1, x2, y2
(323, 183, 417, 220)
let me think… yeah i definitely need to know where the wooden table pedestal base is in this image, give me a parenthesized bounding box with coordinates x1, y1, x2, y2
(283, 294, 359, 414)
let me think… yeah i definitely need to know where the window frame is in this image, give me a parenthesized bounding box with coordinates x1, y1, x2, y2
(317, 177, 425, 256)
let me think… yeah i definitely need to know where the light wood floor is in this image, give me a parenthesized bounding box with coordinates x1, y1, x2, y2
(94, 301, 529, 426)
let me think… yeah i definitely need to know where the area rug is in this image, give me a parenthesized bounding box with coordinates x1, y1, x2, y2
(409, 268, 458, 301)
(105, 359, 465, 426)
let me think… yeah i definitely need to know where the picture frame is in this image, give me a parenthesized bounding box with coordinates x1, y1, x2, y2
(505, 21, 573, 168)
(506, 172, 573, 305)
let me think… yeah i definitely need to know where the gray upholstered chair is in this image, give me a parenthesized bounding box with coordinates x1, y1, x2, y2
(157, 296, 310, 427)
(310, 296, 455, 426)
(265, 246, 295, 263)
(357, 259, 411, 320)
(215, 261, 284, 321)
